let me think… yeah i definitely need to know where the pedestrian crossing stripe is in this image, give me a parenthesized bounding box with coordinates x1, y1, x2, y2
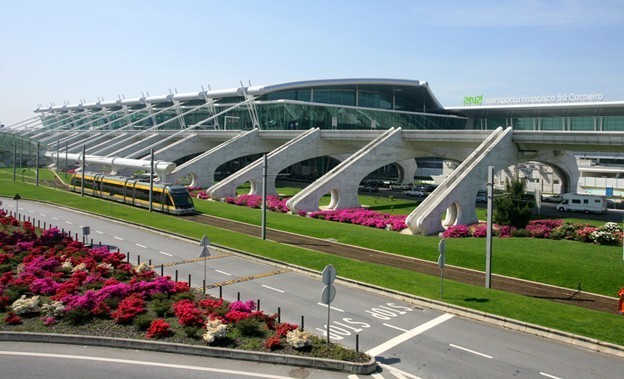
(206, 269, 289, 289)
(158, 253, 231, 268)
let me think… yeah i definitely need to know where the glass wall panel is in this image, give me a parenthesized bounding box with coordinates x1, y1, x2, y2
(511, 118, 535, 130)
(569, 117, 594, 131)
(603, 116, 624, 131)
(313, 90, 356, 106)
(540, 117, 564, 131)
(486, 118, 506, 130)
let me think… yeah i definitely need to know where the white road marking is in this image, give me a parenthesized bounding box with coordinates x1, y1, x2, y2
(378, 362, 423, 379)
(52, 217, 58, 220)
(0, 351, 291, 378)
(40, 214, 46, 217)
(371, 374, 384, 379)
(383, 323, 409, 332)
(28, 210, 34, 213)
(316, 303, 344, 312)
(113, 236, 124, 241)
(96, 230, 104, 234)
(261, 284, 285, 293)
(347, 375, 359, 379)
(449, 344, 493, 359)
(65, 221, 72, 225)
(159, 251, 173, 257)
(215, 270, 232, 276)
(366, 313, 454, 357)
(135, 243, 147, 248)
(540, 372, 562, 379)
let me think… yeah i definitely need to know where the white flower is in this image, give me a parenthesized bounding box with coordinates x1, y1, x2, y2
(41, 301, 65, 317)
(134, 262, 150, 274)
(202, 318, 227, 344)
(97, 262, 113, 271)
(286, 329, 312, 349)
(61, 259, 73, 271)
(72, 262, 87, 272)
(11, 295, 42, 315)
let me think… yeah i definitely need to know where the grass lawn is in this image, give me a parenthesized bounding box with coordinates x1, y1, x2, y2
(1, 171, 624, 347)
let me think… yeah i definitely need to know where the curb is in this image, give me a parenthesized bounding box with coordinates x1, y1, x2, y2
(0, 332, 377, 375)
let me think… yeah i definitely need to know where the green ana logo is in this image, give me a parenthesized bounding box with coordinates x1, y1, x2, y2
(463, 95, 484, 106)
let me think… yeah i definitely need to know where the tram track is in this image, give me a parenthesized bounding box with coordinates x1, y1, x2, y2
(186, 213, 617, 314)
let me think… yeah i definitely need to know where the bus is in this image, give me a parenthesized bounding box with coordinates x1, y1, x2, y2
(69, 172, 195, 215)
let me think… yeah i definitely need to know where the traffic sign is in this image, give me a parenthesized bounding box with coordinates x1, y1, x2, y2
(322, 264, 336, 285)
(321, 285, 336, 304)
(13, 194, 21, 200)
(200, 234, 210, 247)
(438, 239, 446, 254)
(199, 245, 210, 258)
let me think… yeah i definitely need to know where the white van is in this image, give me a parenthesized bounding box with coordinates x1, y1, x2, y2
(556, 193, 607, 214)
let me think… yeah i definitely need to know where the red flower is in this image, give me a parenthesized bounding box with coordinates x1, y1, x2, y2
(146, 319, 171, 339)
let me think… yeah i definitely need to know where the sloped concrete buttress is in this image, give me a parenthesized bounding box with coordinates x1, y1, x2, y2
(287, 127, 417, 213)
(208, 128, 328, 199)
(169, 129, 277, 189)
(406, 127, 518, 235)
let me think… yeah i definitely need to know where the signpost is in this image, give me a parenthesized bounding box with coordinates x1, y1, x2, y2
(438, 239, 446, 299)
(321, 264, 336, 345)
(199, 235, 210, 297)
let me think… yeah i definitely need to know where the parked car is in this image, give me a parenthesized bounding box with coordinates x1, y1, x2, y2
(405, 189, 427, 197)
(542, 194, 564, 203)
(359, 186, 379, 193)
(389, 182, 412, 190)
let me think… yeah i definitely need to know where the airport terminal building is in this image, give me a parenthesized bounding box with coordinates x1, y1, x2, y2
(4, 78, 624, 198)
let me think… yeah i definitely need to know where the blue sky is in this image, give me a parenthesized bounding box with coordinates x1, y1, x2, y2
(1, 0, 623, 126)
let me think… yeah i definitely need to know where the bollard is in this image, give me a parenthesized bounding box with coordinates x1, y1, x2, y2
(90, 238, 93, 247)
(203, 280, 206, 297)
(62, 228, 64, 235)
(117, 248, 120, 253)
(188, 274, 191, 287)
(75, 232, 78, 241)
(148, 259, 152, 266)
(99, 241, 102, 247)
(126, 253, 129, 263)
(301, 315, 304, 331)
(137, 255, 141, 265)
(219, 286, 222, 299)
(237, 292, 240, 301)
(175, 270, 178, 282)
(106, 245, 109, 252)
(277, 307, 281, 323)
(257, 299, 260, 311)
(356, 334, 359, 352)
(160, 265, 164, 276)
(37, 220, 40, 228)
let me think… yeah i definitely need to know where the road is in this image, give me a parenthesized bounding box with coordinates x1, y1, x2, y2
(1, 198, 623, 378)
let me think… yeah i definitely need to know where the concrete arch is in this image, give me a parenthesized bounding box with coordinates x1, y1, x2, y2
(517, 150, 579, 194)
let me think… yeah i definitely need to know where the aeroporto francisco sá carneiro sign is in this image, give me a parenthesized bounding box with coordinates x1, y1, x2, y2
(463, 92, 604, 106)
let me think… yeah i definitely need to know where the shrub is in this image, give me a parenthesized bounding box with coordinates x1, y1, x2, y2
(146, 319, 171, 339)
(111, 295, 146, 324)
(149, 299, 172, 317)
(183, 326, 200, 338)
(236, 317, 264, 337)
(203, 318, 227, 344)
(64, 306, 93, 325)
(286, 329, 312, 349)
(264, 335, 282, 351)
(134, 313, 155, 331)
(173, 299, 204, 327)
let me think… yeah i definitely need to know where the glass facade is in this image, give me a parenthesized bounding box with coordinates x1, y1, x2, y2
(474, 115, 624, 131)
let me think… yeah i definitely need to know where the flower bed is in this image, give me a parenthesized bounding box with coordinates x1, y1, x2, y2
(442, 219, 623, 246)
(0, 210, 368, 362)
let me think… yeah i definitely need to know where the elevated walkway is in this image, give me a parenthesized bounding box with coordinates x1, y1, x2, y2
(406, 127, 517, 235)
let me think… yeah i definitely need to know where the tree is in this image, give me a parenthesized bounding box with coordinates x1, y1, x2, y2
(493, 176, 532, 229)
